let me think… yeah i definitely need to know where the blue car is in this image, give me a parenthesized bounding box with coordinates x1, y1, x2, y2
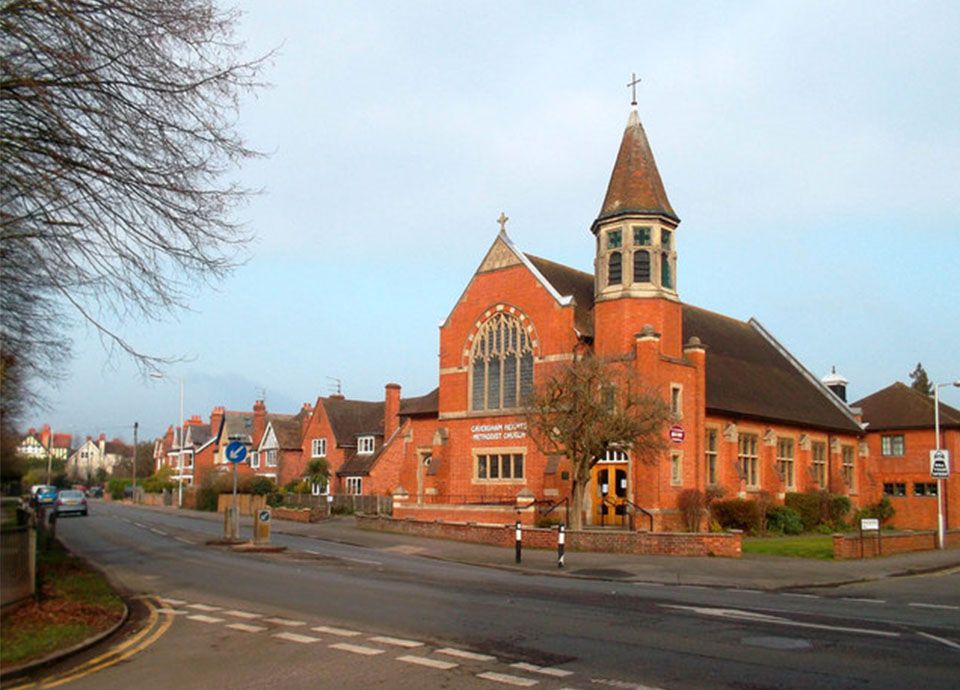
(34, 485, 58, 507)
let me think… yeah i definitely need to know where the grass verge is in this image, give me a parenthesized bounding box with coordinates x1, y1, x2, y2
(742, 534, 834, 559)
(1, 538, 125, 666)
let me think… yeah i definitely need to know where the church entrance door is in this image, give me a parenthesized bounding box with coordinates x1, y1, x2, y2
(591, 463, 628, 526)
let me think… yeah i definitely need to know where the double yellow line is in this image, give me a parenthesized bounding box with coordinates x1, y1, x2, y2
(8, 598, 174, 689)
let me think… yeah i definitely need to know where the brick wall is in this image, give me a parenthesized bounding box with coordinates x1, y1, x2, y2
(357, 514, 742, 557)
(832, 529, 960, 559)
(394, 502, 537, 527)
(273, 506, 326, 523)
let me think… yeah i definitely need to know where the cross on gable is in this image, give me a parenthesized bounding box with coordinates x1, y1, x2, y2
(497, 211, 509, 232)
(627, 73, 641, 106)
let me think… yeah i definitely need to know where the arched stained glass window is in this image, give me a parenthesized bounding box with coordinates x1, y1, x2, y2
(608, 251, 622, 286)
(470, 312, 534, 411)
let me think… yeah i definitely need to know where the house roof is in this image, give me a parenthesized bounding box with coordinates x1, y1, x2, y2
(221, 411, 254, 443)
(323, 397, 384, 446)
(186, 425, 212, 448)
(594, 109, 678, 227)
(853, 382, 960, 431)
(399, 387, 439, 417)
(270, 416, 304, 450)
(52, 433, 72, 449)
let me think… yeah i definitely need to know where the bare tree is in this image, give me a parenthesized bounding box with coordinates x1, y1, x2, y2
(1, 0, 269, 409)
(524, 355, 671, 530)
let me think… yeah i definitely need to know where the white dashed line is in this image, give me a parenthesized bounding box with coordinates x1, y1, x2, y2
(304, 549, 321, 555)
(134, 522, 147, 528)
(676, 585, 707, 590)
(263, 617, 306, 627)
(312, 625, 362, 637)
(917, 631, 960, 650)
(510, 662, 573, 678)
(150, 528, 168, 535)
(842, 598, 885, 604)
(909, 603, 959, 611)
(160, 598, 186, 606)
(174, 537, 193, 544)
(187, 615, 224, 624)
(782, 593, 820, 599)
(369, 636, 423, 648)
(223, 610, 262, 619)
(342, 556, 383, 566)
(631, 582, 664, 587)
(330, 642, 385, 656)
(227, 623, 267, 633)
(186, 603, 222, 612)
(275, 632, 320, 644)
(157, 608, 188, 615)
(397, 655, 458, 670)
(436, 647, 496, 662)
(476, 671, 539, 687)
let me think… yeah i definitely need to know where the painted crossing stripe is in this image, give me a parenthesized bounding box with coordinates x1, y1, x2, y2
(263, 617, 306, 627)
(224, 610, 262, 619)
(312, 625, 362, 637)
(510, 662, 573, 678)
(186, 603, 222, 612)
(160, 598, 186, 606)
(476, 671, 539, 687)
(275, 632, 320, 644)
(330, 642, 385, 656)
(157, 608, 188, 615)
(369, 636, 423, 648)
(909, 602, 959, 611)
(436, 647, 496, 662)
(187, 615, 224, 624)
(397, 655, 458, 670)
(227, 623, 267, 633)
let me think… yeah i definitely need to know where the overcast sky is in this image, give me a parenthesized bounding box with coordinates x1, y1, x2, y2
(30, 0, 960, 442)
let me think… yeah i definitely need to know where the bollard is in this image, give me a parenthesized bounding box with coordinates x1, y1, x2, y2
(557, 524, 565, 568)
(515, 520, 522, 564)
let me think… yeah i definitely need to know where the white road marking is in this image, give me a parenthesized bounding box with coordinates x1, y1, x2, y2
(590, 678, 668, 690)
(263, 617, 306, 627)
(661, 604, 900, 638)
(909, 602, 959, 611)
(676, 585, 707, 590)
(917, 631, 960, 650)
(330, 642, 385, 656)
(510, 662, 573, 677)
(150, 528, 168, 535)
(342, 556, 383, 566)
(782, 593, 820, 599)
(157, 608, 188, 615)
(397, 655, 458, 670)
(187, 615, 225, 624)
(631, 582, 664, 587)
(842, 597, 885, 604)
(174, 537, 193, 544)
(275, 632, 320, 644)
(436, 647, 496, 662)
(134, 522, 147, 528)
(223, 609, 262, 619)
(476, 671, 539, 687)
(227, 623, 267, 633)
(369, 636, 423, 648)
(160, 598, 186, 606)
(312, 625, 362, 637)
(186, 603, 222, 612)
(304, 549, 321, 555)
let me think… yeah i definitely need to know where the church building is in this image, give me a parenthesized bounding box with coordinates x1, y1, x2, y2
(387, 104, 870, 530)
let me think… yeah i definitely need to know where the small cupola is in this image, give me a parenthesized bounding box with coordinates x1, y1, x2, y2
(821, 366, 849, 402)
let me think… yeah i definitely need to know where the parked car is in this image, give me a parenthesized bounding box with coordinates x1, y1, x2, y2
(34, 485, 58, 507)
(86, 486, 104, 498)
(55, 490, 88, 517)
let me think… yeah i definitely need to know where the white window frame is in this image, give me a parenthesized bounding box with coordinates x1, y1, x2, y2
(474, 449, 526, 483)
(880, 434, 904, 457)
(357, 436, 375, 455)
(776, 437, 795, 490)
(812, 441, 827, 487)
(265, 449, 278, 468)
(842, 445, 855, 491)
(705, 428, 718, 485)
(311, 437, 327, 458)
(739, 432, 760, 489)
(346, 476, 362, 495)
(250, 450, 260, 468)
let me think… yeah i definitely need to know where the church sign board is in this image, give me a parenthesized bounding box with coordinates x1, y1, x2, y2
(930, 449, 950, 479)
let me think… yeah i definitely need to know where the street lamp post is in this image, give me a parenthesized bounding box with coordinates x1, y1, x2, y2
(151, 373, 185, 508)
(933, 379, 960, 550)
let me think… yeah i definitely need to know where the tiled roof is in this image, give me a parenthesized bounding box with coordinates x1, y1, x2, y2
(187, 425, 212, 448)
(525, 255, 595, 337)
(221, 412, 254, 443)
(323, 397, 384, 447)
(399, 388, 439, 417)
(270, 416, 304, 449)
(853, 382, 960, 431)
(594, 109, 678, 226)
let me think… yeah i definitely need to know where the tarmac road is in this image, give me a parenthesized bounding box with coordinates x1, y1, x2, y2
(12, 501, 959, 690)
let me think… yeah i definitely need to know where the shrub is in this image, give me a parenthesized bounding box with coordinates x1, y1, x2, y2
(711, 498, 762, 534)
(247, 476, 276, 496)
(855, 496, 895, 525)
(766, 505, 804, 535)
(141, 467, 177, 493)
(196, 487, 219, 512)
(107, 478, 131, 501)
(785, 490, 853, 531)
(678, 489, 706, 532)
(536, 516, 562, 529)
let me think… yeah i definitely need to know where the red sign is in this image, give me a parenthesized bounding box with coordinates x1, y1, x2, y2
(669, 424, 685, 443)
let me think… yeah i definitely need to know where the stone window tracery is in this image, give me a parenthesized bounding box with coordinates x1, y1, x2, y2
(470, 312, 534, 411)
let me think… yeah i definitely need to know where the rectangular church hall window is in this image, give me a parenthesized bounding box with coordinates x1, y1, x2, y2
(633, 226, 651, 245)
(739, 433, 759, 488)
(883, 483, 906, 496)
(705, 429, 718, 485)
(512, 454, 524, 479)
(477, 455, 488, 479)
(607, 229, 622, 248)
(914, 482, 938, 497)
(881, 434, 905, 456)
(812, 441, 826, 487)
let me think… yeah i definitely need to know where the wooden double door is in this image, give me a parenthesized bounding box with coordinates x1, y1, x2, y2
(592, 463, 628, 525)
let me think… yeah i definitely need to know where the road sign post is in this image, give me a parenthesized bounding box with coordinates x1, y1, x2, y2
(224, 440, 247, 541)
(254, 508, 271, 545)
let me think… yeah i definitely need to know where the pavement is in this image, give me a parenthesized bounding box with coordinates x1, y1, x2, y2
(120, 501, 960, 591)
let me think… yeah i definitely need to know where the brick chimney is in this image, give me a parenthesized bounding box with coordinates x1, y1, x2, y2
(384, 383, 401, 439)
(253, 399, 267, 445)
(40, 424, 51, 449)
(300, 402, 313, 434)
(210, 406, 225, 438)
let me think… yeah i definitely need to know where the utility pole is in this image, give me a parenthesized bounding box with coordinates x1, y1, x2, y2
(132, 421, 139, 500)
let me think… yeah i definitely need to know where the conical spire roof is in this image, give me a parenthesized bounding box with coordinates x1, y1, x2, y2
(595, 109, 678, 226)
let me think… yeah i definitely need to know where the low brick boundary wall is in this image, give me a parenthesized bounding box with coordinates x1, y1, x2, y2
(273, 506, 326, 523)
(356, 515, 741, 558)
(833, 528, 960, 559)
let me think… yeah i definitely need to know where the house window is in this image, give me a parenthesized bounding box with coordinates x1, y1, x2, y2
(661, 252, 672, 289)
(476, 453, 525, 481)
(607, 229, 622, 249)
(633, 250, 651, 282)
(705, 429, 718, 485)
(250, 451, 260, 468)
(633, 226, 651, 246)
(812, 441, 826, 487)
(265, 449, 278, 467)
(841, 445, 855, 490)
(913, 482, 938, 497)
(311, 438, 327, 458)
(608, 251, 622, 285)
(880, 435, 904, 456)
(777, 438, 795, 489)
(357, 436, 375, 455)
(738, 433, 759, 488)
(346, 477, 362, 495)
(883, 483, 906, 497)
(670, 385, 682, 419)
(470, 312, 534, 411)
(670, 451, 682, 486)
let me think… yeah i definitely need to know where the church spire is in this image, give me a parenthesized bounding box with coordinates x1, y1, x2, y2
(594, 108, 678, 229)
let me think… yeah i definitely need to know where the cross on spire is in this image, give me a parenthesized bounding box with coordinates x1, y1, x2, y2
(627, 73, 641, 106)
(497, 211, 509, 233)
